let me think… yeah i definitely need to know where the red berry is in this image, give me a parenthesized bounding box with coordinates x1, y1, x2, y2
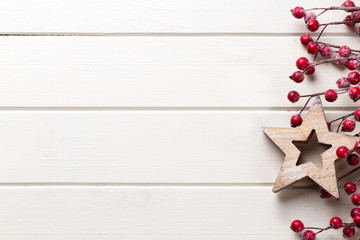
(345, 182, 357, 194)
(352, 193, 360, 206)
(296, 57, 310, 70)
(343, 227, 355, 238)
(330, 217, 343, 229)
(304, 12, 316, 23)
(348, 71, 360, 85)
(337, 146, 350, 159)
(354, 109, 360, 121)
(352, 10, 360, 21)
(300, 33, 313, 45)
(320, 46, 332, 58)
(351, 208, 360, 218)
(290, 71, 304, 83)
(320, 188, 332, 199)
(307, 42, 320, 55)
(307, 19, 320, 32)
(355, 141, 360, 154)
(340, 46, 352, 57)
(347, 154, 360, 166)
(336, 77, 350, 88)
(334, 54, 346, 65)
(292, 6, 305, 19)
(290, 220, 304, 233)
(349, 86, 360, 102)
(303, 230, 316, 240)
(287, 91, 300, 103)
(342, 1, 356, 10)
(342, 119, 356, 132)
(354, 215, 360, 228)
(347, 59, 359, 70)
(345, 15, 356, 27)
(291, 115, 303, 127)
(304, 67, 315, 75)
(325, 89, 338, 102)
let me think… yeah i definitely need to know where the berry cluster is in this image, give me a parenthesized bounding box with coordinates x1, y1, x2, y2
(290, 184, 360, 239)
(288, 2, 360, 239)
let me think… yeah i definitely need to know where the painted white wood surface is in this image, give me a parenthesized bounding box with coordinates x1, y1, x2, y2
(0, 0, 358, 239)
(0, 36, 359, 108)
(0, 110, 356, 184)
(0, 186, 353, 240)
(0, 0, 352, 34)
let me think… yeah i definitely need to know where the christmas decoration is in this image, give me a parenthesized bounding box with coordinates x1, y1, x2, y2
(262, 97, 358, 199)
(281, 1, 360, 239)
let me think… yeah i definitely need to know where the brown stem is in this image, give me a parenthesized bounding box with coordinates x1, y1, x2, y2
(306, 7, 360, 11)
(317, 42, 360, 53)
(320, 20, 360, 26)
(302, 56, 360, 74)
(329, 112, 354, 124)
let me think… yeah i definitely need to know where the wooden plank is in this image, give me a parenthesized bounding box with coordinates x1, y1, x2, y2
(0, 110, 356, 183)
(0, 36, 358, 108)
(0, 0, 351, 34)
(0, 186, 352, 239)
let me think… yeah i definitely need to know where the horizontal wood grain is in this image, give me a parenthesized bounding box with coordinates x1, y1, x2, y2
(0, 36, 359, 108)
(0, 186, 351, 239)
(0, 0, 352, 34)
(0, 110, 356, 184)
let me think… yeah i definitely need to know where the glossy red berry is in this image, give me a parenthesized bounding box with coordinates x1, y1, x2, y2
(345, 182, 357, 194)
(342, 0, 356, 10)
(304, 66, 315, 75)
(300, 33, 313, 45)
(337, 146, 350, 159)
(354, 109, 360, 121)
(336, 77, 350, 88)
(354, 215, 360, 228)
(343, 227, 355, 238)
(347, 154, 360, 166)
(352, 193, 360, 206)
(290, 220, 304, 233)
(320, 46, 332, 58)
(334, 55, 346, 65)
(354, 141, 360, 154)
(351, 208, 360, 218)
(320, 188, 332, 199)
(291, 115, 303, 127)
(304, 12, 316, 23)
(347, 59, 359, 70)
(348, 71, 360, 85)
(296, 57, 310, 70)
(339, 46, 352, 57)
(290, 71, 304, 83)
(303, 230, 316, 240)
(349, 86, 360, 101)
(292, 6, 305, 19)
(307, 19, 320, 32)
(352, 10, 360, 21)
(287, 91, 300, 103)
(345, 15, 356, 27)
(342, 119, 356, 132)
(307, 42, 320, 55)
(325, 89, 338, 102)
(330, 217, 343, 229)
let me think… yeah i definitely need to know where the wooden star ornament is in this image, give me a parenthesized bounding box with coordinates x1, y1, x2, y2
(262, 97, 359, 199)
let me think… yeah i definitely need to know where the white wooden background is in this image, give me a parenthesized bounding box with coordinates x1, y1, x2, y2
(0, 0, 358, 239)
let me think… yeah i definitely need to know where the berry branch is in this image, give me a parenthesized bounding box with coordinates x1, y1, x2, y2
(289, 1, 360, 239)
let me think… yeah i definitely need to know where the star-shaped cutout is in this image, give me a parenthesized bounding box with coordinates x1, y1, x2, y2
(262, 97, 359, 199)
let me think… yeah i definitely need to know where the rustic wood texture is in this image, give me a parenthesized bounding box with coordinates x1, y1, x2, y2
(263, 97, 359, 199)
(0, 0, 358, 239)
